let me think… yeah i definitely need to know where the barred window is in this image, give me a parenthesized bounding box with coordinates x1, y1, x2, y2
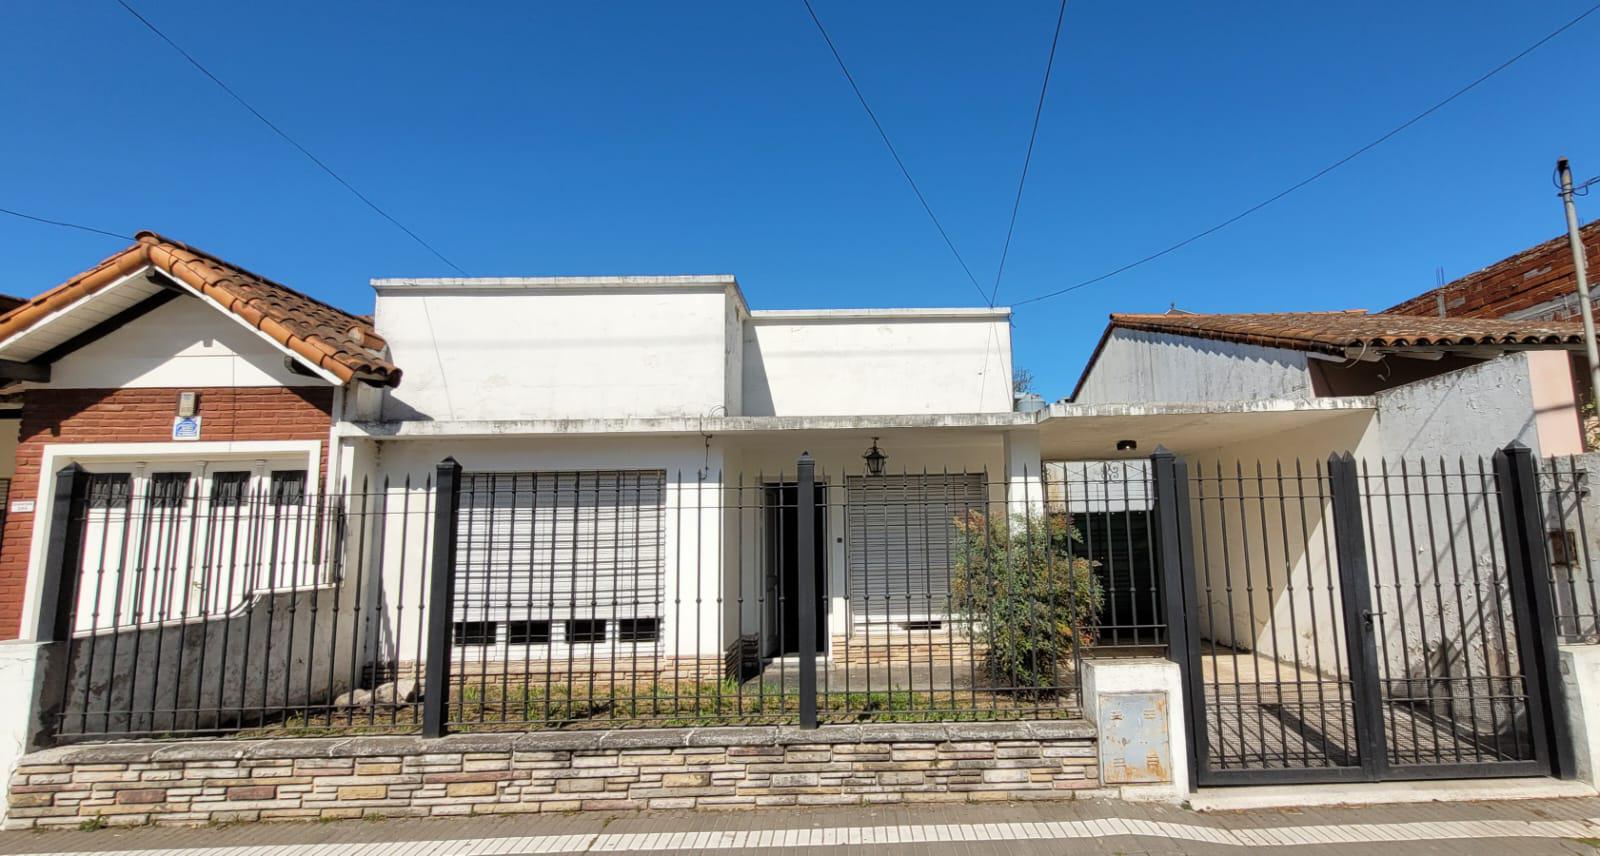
(505, 620, 552, 645)
(150, 472, 191, 509)
(210, 471, 252, 508)
(565, 619, 606, 644)
(86, 473, 131, 510)
(271, 470, 307, 508)
(616, 618, 659, 643)
(453, 621, 496, 647)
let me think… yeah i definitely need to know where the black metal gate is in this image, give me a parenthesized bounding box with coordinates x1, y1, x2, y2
(1157, 445, 1573, 787)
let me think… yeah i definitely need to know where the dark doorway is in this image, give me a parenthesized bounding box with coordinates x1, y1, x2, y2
(1071, 509, 1165, 649)
(765, 483, 827, 656)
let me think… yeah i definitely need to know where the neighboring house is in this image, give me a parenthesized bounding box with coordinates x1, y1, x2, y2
(1069, 310, 1588, 461)
(1388, 219, 1600, 322)
(0, 233, 397, 641)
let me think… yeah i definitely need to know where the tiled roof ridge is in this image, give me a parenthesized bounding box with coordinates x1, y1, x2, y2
(134, 231, 384, 347)
(0, 234, 399, 386)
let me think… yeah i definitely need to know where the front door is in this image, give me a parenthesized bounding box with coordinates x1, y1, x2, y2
(764, 483, 826, 656)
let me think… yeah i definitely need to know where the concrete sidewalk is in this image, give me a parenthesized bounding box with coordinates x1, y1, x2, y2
(2, 796, 1600, 855)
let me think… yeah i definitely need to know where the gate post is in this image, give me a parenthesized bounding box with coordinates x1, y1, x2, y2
(1150, 447, 1202, 791)
(1327, 452, 1387, 781)
(29, 464, 90, 749)
(1494, 442, 1576, 779)
(796, 452, 819, 730)
(422, 457, 463, 739)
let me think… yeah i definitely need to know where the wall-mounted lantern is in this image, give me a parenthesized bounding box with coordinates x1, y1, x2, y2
(863, 437, 887, 476)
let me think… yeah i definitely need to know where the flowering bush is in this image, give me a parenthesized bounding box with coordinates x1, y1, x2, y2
(950, 511, 1102, 695)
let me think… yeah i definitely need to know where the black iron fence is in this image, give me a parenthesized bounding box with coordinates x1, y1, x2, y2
(42, 467, 430, 741)
(31, 446, 1599, 749)
(1537, 455, 1600, 644)
(426, 457, 1107, 732)
(1170, 446, 1573, 787)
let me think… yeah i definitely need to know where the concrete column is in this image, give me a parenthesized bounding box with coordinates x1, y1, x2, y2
(1080, 657, 1189, 800)
(1559, 644, 1600, 786)
(1002, 428, 1046, 520)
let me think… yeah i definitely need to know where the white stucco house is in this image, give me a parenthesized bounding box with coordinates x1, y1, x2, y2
(6, 239, 1590, 689)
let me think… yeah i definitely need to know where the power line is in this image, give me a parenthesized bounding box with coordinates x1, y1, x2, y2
(112, 0, 468, 276)
(988, 0, 1068, 307)
(800, 0, 988, 304)
(1012, 0, 1600, 309)
(0, 207, 132, 242)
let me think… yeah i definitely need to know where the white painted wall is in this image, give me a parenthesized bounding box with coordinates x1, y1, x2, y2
(1371, 351, 1544, 462)
(1074, 329, 1314, 405)
(47, 296, 323, 389)
(742, 312, 1013, 416)
(375, 284, 736, 422)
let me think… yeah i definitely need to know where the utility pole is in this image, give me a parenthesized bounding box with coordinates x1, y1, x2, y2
(1557, 157, 1600, 402)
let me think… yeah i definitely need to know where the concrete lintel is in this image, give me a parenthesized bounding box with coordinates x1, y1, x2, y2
(341, 412, 1040, 439)
(1048, 397, 1375, 419)
(342, 397, 1378, 441)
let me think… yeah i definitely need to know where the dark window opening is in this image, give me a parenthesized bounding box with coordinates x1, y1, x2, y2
(453, 621, 497, 646)
(87, 473, 131, 509)
(210, 471, 252, 508)
(565, 619, 607, 644)
(616, 618, 659, 643)
(271, 470, 307, 508)
(1550, 529, 1579, 566)
(901, 620, 942, 631)
(150, 472, 191, 509)
(505, 620, 552, 645)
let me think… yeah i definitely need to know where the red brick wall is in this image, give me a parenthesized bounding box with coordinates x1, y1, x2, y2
(0, 386, 333, 639)
(1387, 220, 1600, 320)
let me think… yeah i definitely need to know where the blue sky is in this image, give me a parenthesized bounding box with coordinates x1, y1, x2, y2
(4, 1, 1598, 401)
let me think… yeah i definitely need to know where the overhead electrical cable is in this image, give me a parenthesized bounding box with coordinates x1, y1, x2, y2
(112, 0, 468, 275)
(801, 0, 988, 304)
(1011, 0, 1600, 308)
(988, 0, 1069, 307)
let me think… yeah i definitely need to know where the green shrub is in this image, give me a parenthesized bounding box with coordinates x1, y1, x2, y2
(950, 511, 1102, 695)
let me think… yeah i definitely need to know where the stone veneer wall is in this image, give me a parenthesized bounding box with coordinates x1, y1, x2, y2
(6, 722, 1098, 829)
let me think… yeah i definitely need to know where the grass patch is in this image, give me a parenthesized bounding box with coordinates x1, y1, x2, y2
(227, 678, 1078, 737)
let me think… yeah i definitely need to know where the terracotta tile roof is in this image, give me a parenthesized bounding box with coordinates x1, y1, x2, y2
(0, 232, 399, 386)
(1107, 310, 1587, 356)
(1386, 219, 1600, 320)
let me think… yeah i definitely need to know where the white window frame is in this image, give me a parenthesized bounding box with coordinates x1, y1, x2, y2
(19, 439, 321, 640)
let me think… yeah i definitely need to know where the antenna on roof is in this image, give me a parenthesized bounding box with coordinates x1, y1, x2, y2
(1434, 266, 1447, 317)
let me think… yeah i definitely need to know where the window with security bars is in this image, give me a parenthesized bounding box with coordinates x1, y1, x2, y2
(86, 473, 131, 509)
(845, 473, 987, 622)
(454, 470, 666, 657)
(149, 472, 191, 508)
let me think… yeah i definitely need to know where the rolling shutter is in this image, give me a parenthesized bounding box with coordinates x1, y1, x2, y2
(845, 473, 986, 622)
(454, 470, 666, 629)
